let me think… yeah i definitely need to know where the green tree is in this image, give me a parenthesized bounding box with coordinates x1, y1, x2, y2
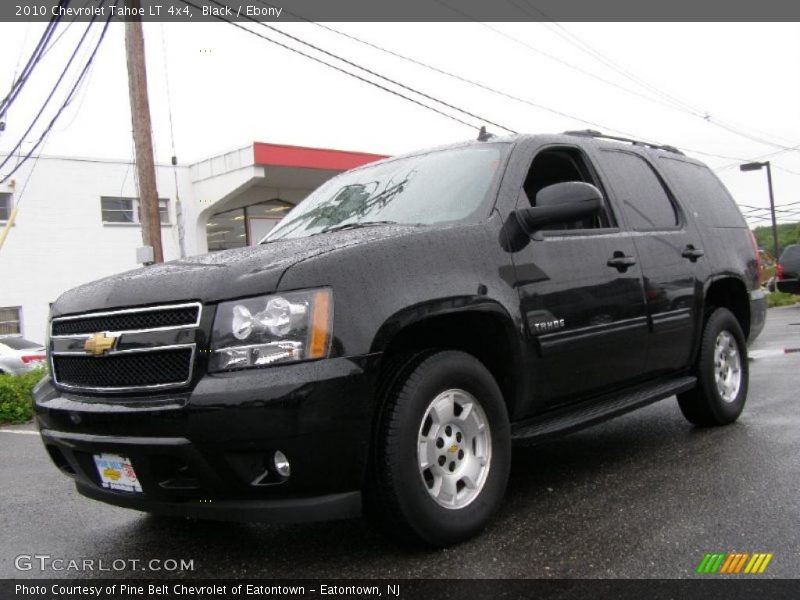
(752, 222, 800, 259)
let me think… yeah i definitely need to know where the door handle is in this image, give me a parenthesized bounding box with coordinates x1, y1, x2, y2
(607, 252, 637, 272)
(681, 245, 705, 262)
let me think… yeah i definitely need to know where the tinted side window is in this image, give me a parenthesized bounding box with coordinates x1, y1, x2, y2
(657, 157, 746, 228)
(599, 150, 678, 230)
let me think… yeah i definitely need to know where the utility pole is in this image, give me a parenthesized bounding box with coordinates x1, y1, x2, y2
(125, 0, 163, 264)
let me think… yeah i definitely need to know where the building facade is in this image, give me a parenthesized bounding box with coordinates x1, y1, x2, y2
(0, 142, 385, 343)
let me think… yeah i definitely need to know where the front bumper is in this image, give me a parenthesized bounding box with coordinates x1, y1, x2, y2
(34, 355, 380, 523)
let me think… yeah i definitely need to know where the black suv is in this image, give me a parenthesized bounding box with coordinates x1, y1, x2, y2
(776, 244, 800, 295)
(35, 131, 766, 546)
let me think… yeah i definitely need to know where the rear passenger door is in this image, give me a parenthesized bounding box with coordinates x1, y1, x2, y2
(590, 148, 705, 376)
(507, 142, 650, 411)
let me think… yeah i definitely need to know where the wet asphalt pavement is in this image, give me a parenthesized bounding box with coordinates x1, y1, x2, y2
(1, 304, 799, 580)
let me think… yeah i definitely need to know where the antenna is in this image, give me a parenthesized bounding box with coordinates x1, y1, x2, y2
(477, 126, 496, 142)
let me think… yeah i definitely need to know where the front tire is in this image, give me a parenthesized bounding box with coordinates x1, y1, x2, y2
(372, 350, 511, 546)
(677, 307, 748, 426)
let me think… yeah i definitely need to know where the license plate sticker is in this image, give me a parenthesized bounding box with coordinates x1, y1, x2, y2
(93, 453, 143, 493)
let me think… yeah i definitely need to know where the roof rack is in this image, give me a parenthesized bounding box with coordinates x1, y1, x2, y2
(563, 129, 684, 155)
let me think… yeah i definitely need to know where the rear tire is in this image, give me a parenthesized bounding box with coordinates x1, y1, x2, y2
(677, 307, 748, 426)
(371, 350, 511, 546)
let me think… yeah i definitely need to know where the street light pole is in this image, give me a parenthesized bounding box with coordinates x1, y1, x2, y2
(740, 160, 780, 262)
(764, 161, 779, 263)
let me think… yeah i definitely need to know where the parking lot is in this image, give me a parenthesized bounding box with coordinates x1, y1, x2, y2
(1, 304, 798, 579)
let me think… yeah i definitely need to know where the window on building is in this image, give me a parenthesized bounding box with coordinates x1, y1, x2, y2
(101, 197, 169, 225)
(206, 199, 293, 251)
(0, 307, 21, 335)
(0, 192, 11, 221)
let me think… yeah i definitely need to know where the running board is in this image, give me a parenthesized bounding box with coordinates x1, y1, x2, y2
(511, 376, 697, 445)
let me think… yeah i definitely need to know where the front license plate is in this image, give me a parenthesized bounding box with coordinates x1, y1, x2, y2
(93, 453, 143, 493)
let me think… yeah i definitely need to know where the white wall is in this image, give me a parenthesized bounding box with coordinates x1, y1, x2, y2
(0, 154, 194, 343)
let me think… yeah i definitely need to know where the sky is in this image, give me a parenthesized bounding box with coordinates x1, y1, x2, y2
(0, 20, 798, 228)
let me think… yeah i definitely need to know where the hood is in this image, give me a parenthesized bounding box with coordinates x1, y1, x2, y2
(52, 225, 421, 316)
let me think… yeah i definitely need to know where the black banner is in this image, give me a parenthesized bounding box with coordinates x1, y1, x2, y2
(3, 579, 800, 600)
(3, 0, 800, 22)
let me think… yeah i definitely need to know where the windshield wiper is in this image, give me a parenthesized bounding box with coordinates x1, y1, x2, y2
(317, 220, 400, 235)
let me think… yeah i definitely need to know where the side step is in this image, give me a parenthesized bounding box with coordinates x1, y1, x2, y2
(511, 376, 697, 445)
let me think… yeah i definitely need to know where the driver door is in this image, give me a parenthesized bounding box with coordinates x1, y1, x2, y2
(507, 142, 649, 412)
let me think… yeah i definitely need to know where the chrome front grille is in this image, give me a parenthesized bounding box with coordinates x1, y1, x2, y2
(49, 302, 202, 393)
(50, 303, 201, 336)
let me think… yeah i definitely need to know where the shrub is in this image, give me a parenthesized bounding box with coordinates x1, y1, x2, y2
(0, 367, 47, 424)
(766, 291, 800, 309)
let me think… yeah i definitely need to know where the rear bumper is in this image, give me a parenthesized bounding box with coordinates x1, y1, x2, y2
(776, 279, 800, 295)
(34, 354, 380, 522)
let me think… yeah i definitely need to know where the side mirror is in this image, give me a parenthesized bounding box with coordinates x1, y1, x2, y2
(515, 181, 603, 233)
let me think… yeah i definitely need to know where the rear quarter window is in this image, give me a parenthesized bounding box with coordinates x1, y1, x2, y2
(657, 157, 746, 228)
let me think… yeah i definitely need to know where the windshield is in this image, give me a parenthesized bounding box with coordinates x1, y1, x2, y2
(265, 144, 505, 241)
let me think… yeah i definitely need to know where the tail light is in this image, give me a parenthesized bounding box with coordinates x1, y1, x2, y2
(21, 354, 46, 364)
(748, 230, 763, 286)
(776, 263, 785, 280)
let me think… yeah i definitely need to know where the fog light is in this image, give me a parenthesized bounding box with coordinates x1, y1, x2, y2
(273, 450, 291, 478)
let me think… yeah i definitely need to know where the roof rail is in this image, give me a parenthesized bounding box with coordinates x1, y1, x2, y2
(563, 129, 684, 155)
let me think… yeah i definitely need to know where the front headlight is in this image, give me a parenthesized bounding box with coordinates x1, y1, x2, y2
(210, 288, 333, 372)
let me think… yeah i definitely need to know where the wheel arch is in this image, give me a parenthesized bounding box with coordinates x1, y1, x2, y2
(703, 275, 751, 338)
(371, 299, 525, 420)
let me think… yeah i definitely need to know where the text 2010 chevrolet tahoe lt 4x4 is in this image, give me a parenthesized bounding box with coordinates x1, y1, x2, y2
(35, 131, 766, 546)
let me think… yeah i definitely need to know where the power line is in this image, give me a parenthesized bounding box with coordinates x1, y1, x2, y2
(435, 0, 800, 153)
(251, 0, 797, 167)
(38, 0, 93, 61)
(6, 23, 32, 103)
(713, 146, 800, 172)
(772, 164, 800, 177)
(525, 2, 800, 151)
(523, 4, 800, 149)
(209, 0, 516, 135)
(160, 24, 178, 160)
(0, 8, 104, 174)
(0, 12, 113, 185)
(0, 2, 68, 117)
(257, 1, 665, 141)
(160, 23, 187, 258)
(512, 0, 708, 117)
(532, 21, 699, 116)
(179, 0, 494, 133)
(742, 199, 800, 213)
(436, 0, 705, 118)
(741, 205, 788, 214)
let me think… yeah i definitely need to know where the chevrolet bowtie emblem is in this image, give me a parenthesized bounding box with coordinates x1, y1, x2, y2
(84, 332, 118, 356)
